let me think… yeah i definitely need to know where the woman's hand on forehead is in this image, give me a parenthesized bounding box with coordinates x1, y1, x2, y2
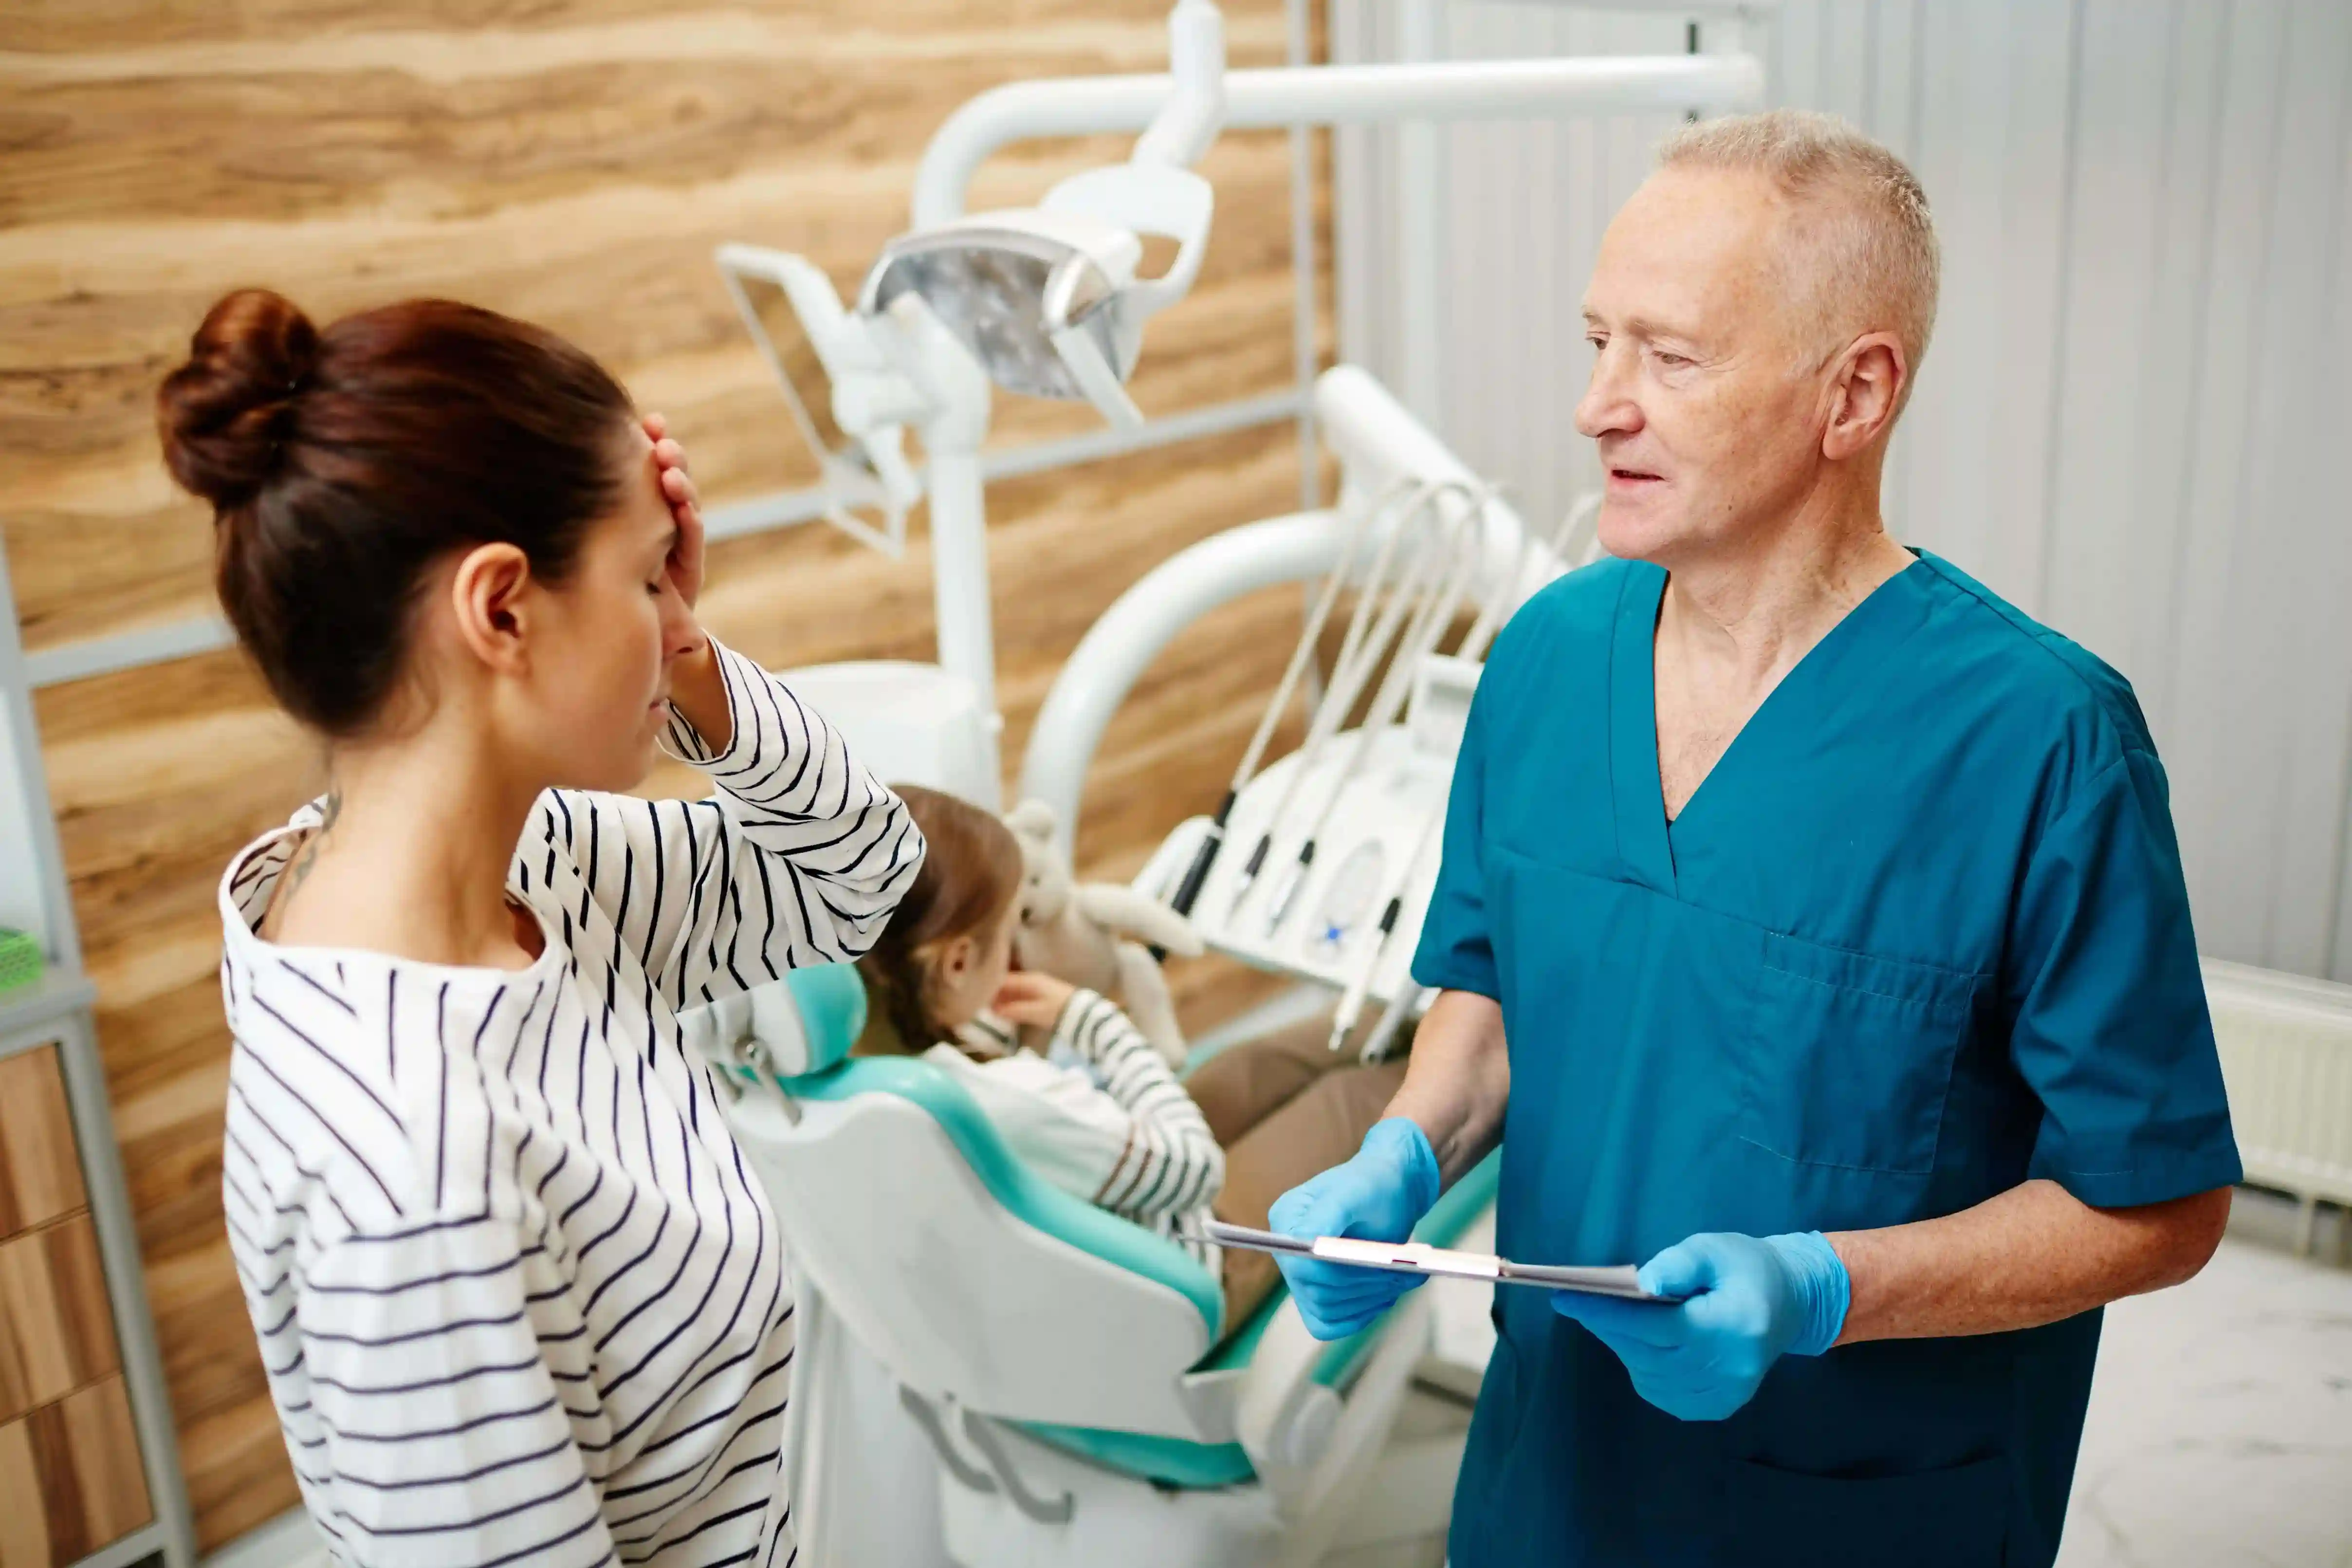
(643, 411, 704, 609)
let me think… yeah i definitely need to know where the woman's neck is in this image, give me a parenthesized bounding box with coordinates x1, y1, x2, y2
(269, 717, 548, 969)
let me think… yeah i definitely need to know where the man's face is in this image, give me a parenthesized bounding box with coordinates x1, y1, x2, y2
(1576, 166, 1832, 565)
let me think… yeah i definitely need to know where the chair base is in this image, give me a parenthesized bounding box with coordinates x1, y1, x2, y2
(940, 1423, 1286, 1568)
(937, 1404, 1469, 1568)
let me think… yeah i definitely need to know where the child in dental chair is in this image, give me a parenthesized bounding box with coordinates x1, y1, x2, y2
(852, 784, 1405, 1333)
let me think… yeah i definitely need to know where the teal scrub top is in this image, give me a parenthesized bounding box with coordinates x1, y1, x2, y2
(1414, 553, 2241, 1568)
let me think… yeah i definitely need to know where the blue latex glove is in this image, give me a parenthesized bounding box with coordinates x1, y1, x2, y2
(1266, 1118, 1443, 1340)
(1549, 1231, 1850, 1421)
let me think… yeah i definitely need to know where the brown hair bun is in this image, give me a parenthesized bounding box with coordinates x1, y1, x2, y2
(157, 287, 319, 511)
(154, 289, 636, 737)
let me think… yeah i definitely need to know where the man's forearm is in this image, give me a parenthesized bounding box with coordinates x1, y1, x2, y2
(1828, 1180, 2231, 1345)
(1384, 989, 1511, 1185)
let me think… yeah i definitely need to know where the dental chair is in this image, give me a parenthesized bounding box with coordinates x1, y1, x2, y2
(700, 964, 1496, 1568)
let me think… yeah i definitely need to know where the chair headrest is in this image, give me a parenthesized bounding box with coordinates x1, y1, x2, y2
(682, 963, 867, 1080)
(753, 962, 867, 1077)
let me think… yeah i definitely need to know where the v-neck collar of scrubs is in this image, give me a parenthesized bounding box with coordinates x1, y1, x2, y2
(1608, 552, 1928, 894)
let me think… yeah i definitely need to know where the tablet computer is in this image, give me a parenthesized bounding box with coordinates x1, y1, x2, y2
(1199, 1220, 1668, 1302)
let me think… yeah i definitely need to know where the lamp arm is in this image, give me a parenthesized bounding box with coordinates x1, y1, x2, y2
(1131, 0, 1227, 169)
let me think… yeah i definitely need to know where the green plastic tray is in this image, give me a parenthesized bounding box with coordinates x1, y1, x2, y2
(0, 929, 41, 995)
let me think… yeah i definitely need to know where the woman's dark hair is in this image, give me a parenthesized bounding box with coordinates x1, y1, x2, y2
(860, 785, 1025, 1052)
(156, 288, 637, 736)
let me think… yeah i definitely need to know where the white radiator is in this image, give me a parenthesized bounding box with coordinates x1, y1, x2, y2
(2203, 958, 2352, 1253)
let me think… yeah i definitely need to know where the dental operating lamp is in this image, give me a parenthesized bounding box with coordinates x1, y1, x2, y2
(717, 1, 1767, 808)
(861, 0, 1226, 431)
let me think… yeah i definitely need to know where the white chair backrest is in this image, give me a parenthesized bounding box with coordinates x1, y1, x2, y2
(726, 1084, 1220, 1440)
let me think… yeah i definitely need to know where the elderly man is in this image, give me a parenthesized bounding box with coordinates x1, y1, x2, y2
(1269, 111, 2240, 1567)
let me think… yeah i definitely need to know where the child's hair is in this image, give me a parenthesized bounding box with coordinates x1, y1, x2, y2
(859, 785, 1024, 1051)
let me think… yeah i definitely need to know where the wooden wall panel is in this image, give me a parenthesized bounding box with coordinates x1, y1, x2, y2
(0, 4, 1300, 650)
(2, 0, 1331, 1548)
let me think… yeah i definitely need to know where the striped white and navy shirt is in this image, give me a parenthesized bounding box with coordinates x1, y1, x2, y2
(945, 992, 1224, 1267)
(217, 638, 921, 1568)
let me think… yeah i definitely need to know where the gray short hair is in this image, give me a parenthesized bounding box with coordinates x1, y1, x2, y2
(1658, 110, 1940, 398)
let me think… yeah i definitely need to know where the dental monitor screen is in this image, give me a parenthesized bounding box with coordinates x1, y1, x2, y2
(732, 269, 866, 486)
(721, 260, 914, 555)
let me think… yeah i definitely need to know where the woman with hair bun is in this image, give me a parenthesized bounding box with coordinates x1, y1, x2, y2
(160, 288, 922, 1567)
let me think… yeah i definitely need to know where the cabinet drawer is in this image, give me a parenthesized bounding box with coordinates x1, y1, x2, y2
(0, 1216, 118, 1425)
(0, 1376, 153, 1567)
(0, 1048, 83, 1241)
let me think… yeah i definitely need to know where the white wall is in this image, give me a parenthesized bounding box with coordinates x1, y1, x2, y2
(1333, 0, 2352, 982)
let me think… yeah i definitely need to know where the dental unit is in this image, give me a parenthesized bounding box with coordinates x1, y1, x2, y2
(695, 5, 1769, 1562)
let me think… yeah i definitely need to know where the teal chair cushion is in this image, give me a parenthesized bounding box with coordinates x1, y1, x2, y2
(782, 963, 869, 1074)
(767, 1051, 1501, 1492)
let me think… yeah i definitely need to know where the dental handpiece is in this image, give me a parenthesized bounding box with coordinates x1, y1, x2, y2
(1359, 983, 1434, 1064)
(1322, 490, 1591, 1046)
(1166, 498, 1380, 924)
(1323, 805, 1446, 1051)
(1166, 798, 1228, 914)
(1327, 893, 1404, 1052)
(1222, 480, 1451, 922)
(1263, 488, 1488, 938)
(1260, 506, 1484, 936)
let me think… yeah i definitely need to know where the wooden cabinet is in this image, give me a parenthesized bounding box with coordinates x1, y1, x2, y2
(0, 1048, 83, 1236)
(1, 1212, 121, 1421)
(0, 1034, 160, 1568)
(2, 1379, 149, 1568)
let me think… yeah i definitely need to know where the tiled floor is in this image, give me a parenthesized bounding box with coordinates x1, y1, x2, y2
(2057, 1191, 2352, 1568)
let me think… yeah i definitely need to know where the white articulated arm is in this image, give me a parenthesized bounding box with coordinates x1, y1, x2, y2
(910, 55, 1765, 228)
(1018, 508, 1348, 862)
(1315, 365, 1558, 602)
(1019, 368, 1557, 860)
(1130, 0, 1228, 171)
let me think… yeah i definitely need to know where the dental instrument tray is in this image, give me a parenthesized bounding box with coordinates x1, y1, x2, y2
(1197, 1219, 1667, 1301)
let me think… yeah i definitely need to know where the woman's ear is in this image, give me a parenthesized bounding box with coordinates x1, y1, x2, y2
(935, 932, 975, 987)
(448, 542, 535, 674)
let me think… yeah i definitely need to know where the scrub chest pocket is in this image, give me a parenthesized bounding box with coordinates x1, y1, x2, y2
(1739, 932, 1980, 1176)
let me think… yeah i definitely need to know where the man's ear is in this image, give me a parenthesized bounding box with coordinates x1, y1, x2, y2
(1822, 332, 1908, 461)
(449, 543, 535, 674)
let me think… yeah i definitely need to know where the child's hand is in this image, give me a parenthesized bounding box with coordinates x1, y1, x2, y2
(992, 972, 1078, 1029)
(644, 410, 705, 609)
